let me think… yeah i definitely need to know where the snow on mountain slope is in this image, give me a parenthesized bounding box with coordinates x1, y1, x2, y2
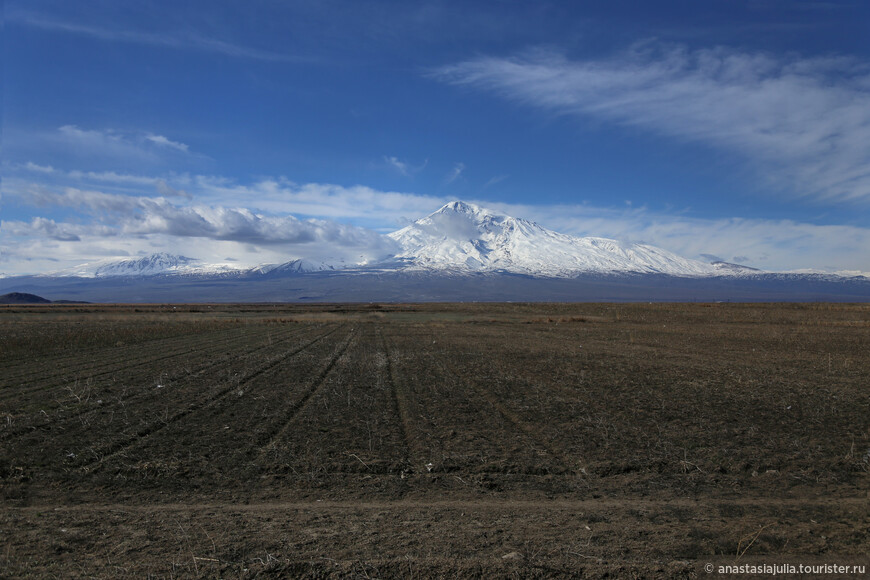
(52, 253, 243, 278)
(388, 201, 720, 277)
(257, 259, 337, 275)
(93, 253, 200, 277)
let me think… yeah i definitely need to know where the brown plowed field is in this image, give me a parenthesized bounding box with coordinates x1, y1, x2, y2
(1, 303, 868, 578)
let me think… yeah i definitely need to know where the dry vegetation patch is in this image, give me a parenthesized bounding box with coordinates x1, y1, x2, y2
(1, 303, 868, 577)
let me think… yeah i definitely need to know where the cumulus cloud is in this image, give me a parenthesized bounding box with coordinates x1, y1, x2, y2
(12, 186, 398, 259)
(433, 43, 870, 204)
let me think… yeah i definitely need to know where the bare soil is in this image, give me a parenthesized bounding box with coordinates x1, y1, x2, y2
(1, 303, 868, 578)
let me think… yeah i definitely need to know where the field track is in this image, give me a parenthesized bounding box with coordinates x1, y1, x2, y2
(1, 303, 868, 578)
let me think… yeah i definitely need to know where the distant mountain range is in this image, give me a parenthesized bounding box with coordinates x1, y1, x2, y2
(34, 201, 761, 279)
(2, 201, 868, 302)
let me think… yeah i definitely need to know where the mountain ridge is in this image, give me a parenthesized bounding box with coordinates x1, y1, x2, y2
(15, 201, 869, 285)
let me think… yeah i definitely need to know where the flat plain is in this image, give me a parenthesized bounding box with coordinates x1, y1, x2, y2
(1, 302, 868, 578)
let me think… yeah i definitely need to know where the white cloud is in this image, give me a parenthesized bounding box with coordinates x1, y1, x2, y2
(3, 218, 83, 242)
(156, 180, 192, 199)
(58, 125, 126, 150)
(433, 43, 870, 204)
(2, 169, 451, 228)
(145, 134, 189, 152)
(384, 156, 428, 177)
(51, 125, 198, 167)
(12, 164, 195, 198)
(445, 162, 465, 185)
(187, 176, 449, 228)
(23, 162, 55, 174)
(9, 185, 398, 262)
(67, 170, 163, 186)
(483, 174, 508, 189)
(384, 156, 410, 176)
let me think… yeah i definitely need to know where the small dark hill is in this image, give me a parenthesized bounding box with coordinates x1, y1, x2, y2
(0, 292, 52, 304)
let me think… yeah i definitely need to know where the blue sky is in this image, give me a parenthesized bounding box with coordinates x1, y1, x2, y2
(3, 0, 870, 274)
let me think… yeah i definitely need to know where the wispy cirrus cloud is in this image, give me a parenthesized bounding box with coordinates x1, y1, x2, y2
(66, 170, 162, 186)
(4, 125, 195, 171)
(26, 125, 203, 171)
(23, 162, 56, 174)
(57, 125, 192, 156)
(433, 42, 870, 204)
(11, 12, 313, 63)
(483, 174, 508, 189)
(445, 162, 465, 185)
(384, 156, 411, 176)
(8, 164, 193, 201)
(383, 155, 427, 177)
(145, 134, 189, 152)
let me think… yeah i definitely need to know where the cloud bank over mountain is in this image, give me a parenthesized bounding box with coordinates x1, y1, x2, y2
(4, 171, 870, 277)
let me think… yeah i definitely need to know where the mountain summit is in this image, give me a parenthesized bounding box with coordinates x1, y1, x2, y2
(388, 201, 718, 277)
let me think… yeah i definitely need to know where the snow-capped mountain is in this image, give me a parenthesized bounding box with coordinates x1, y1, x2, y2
(51, 253, 243, 278)
(388, 201, 721, 277)
(43, 202, 757, 280)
